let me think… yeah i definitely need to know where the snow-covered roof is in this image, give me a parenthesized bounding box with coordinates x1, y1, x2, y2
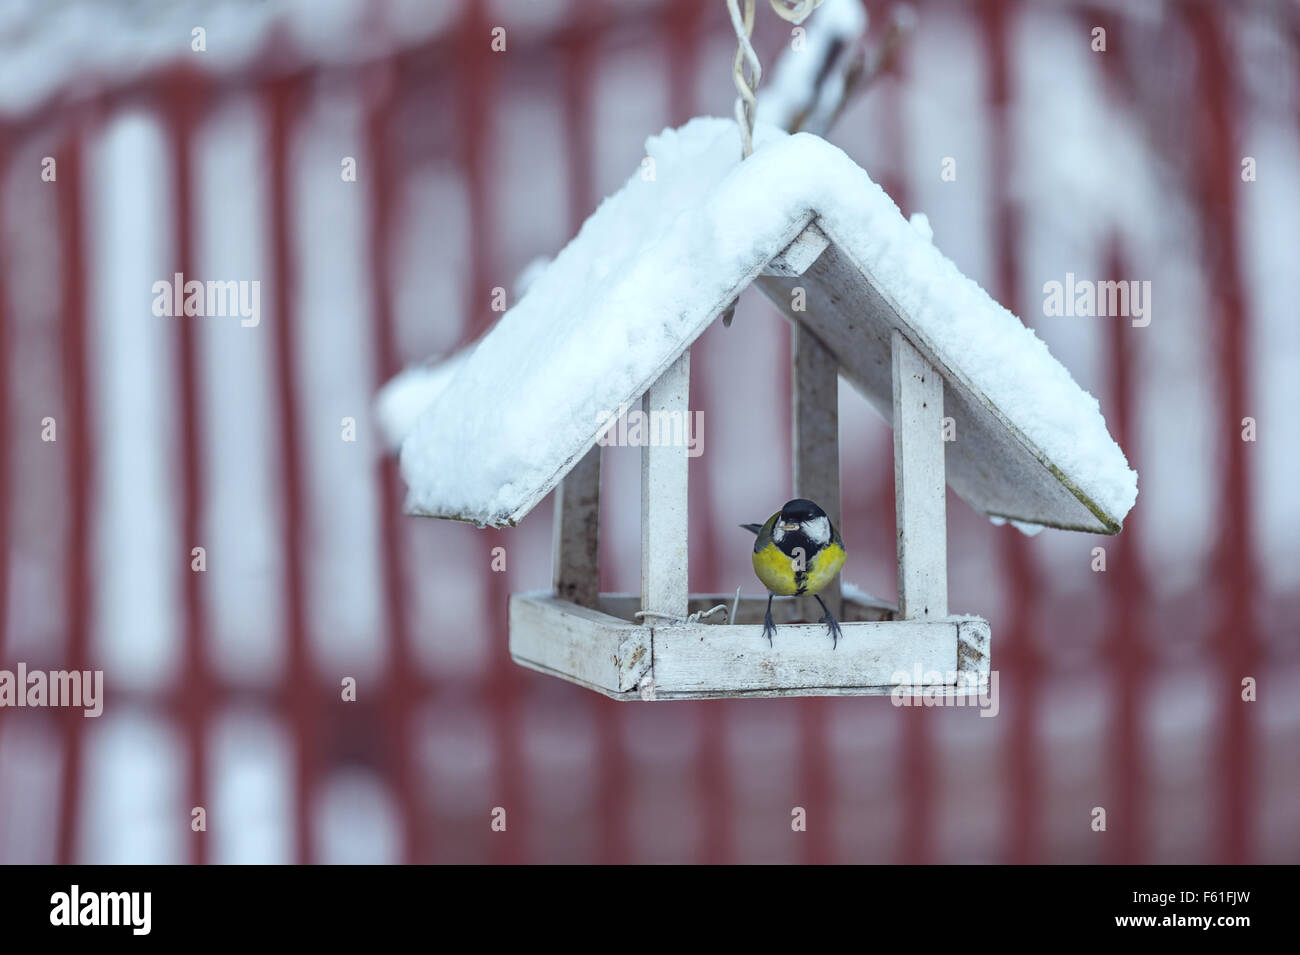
(399, 117, 1138, 532)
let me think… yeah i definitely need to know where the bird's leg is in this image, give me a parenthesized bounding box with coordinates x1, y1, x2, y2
(814, 593, 843, 649)
(762, 592, 777, 646)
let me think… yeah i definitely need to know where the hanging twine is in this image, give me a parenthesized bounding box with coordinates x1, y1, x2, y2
(727, 0, 826, 158)
(720, 0, 825, 328)
(635, 604, 731, 625)
(726, 0, 760, 158)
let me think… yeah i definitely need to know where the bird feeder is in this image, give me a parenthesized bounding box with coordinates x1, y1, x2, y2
(394, 118, 1138, 701)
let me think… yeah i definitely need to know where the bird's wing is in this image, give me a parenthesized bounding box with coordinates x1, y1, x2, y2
(745, 513, 781, 555)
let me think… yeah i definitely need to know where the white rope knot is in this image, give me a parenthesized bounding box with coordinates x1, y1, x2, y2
(726, 0, 826, 158)
(768, 0, 823, 24)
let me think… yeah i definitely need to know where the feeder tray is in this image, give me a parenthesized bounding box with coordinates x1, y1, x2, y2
(509, 586, 989, 701)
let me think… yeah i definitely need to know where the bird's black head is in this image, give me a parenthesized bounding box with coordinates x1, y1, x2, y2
(780, 499, 826, 523)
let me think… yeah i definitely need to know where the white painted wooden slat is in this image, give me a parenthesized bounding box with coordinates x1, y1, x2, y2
(762, 220, 829, 277)
(508, 593, 649, 695)
(792, 323, 842, 619)
(892, 328, 948, 619)
(640, 351, 691, 622)
(956, 617, 991, 687)
(552, 444, 600, 608)
(651, 619, 956, 696)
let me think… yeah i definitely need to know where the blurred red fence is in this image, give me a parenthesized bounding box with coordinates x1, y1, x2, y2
(0, 0, 1297, 863)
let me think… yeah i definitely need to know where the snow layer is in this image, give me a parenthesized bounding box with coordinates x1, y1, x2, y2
(400, 117, 1138, 527)
(375, 353, 467, 451)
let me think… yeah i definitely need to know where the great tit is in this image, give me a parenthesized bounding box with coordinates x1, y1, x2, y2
(741, 498, 846, 647)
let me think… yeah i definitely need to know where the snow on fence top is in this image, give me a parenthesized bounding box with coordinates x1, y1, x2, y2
(400, 117, 1138, 531)
(0, 0, 463, 118)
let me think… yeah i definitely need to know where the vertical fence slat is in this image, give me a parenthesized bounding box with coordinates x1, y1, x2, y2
(1184, 2, 1257, 865)
(1103, 240, 1146, 863)
(363, 57, 427, 865)
(267, 72, 318, 866)
(982, 0, 1043, 864)
(0, 129, 10, 668)
(54, 127, 91, 865)
(457, 1, 524, 865)
(164, 67, 213, 867)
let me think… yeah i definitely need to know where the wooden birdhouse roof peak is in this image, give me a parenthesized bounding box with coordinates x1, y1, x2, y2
(398, 117, 1138, 532)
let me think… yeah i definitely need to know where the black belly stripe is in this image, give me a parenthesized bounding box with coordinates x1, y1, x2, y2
(780, 529, 818, 596)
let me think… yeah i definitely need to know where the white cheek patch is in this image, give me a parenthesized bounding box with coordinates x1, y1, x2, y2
(802, 516, 830, 545)
(772, 524, 785, 543)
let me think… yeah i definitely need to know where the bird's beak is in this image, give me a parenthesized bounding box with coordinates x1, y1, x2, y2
(779, 522, 800, 532)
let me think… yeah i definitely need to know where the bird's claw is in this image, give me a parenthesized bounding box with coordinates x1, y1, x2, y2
(762, 608, 777, 647)
(820, 612, 842, 649)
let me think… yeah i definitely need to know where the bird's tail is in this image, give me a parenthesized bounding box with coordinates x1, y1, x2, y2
(739, 523, 763, 535)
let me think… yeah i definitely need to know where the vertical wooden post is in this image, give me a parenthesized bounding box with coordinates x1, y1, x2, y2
(553, 445, 601, 608)
(641, 351, 691, 621)
(891, 329, 947, 619)
(792, 325, 841, 619)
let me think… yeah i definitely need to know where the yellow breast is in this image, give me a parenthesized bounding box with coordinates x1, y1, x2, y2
(752, 541, 845, 597)
(804, 540, 846, 594)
